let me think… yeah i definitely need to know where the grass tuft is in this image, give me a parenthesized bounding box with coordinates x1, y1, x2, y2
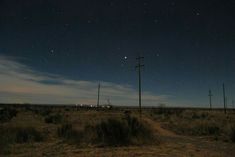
(45, 113, 64, 124)
(57, 115, 156, 146)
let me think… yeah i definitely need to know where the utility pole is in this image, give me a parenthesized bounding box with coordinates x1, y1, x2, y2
(232, 100, 235, 111)
(136, 56, 144, 118)
(208, 89, 213, 110)
(97, 83, 100, 108)
(223, 83, 226, 114)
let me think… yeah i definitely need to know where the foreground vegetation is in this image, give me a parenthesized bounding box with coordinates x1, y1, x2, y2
(149, 108, 235, 142)
(57, 115, 156, 146)
(0, 105, 235, 156)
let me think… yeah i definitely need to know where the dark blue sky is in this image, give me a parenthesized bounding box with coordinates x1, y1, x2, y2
(0, 0, 235, 107)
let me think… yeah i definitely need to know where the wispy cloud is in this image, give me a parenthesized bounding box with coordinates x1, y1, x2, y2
(0, 55, 169, 106)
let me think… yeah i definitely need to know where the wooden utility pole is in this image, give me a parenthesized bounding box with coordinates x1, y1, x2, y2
(232, 100, 235, 111)
(208, 89, 213, 110)
(97, 83, 100, 107)
(136, 56, 144, 118)
(223, 83, 226, 114)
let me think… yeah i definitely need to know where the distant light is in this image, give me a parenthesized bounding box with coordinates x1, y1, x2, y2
(124, 56, 128, 60)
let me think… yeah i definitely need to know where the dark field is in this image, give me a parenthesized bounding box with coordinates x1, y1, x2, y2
(0, 105, 235, 157)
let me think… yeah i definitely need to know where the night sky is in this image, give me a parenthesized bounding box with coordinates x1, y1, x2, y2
(0, 0, 235, 107)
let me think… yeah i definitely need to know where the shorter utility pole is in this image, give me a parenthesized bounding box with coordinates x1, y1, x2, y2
(223, 83, 226, 114)
(208, 89, 213, 110)
(97, 83, 100, 108)
(136, 56, 144, 118)
(107, 98, 111, 105)
(232, 100, 235, 112)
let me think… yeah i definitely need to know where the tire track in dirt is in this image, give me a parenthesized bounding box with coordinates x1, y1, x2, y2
(143, 117, 177, 137)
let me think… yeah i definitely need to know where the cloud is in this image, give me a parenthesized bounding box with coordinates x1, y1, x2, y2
(0, 54, 169, 106)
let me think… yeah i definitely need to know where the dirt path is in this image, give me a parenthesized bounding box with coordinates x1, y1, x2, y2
(143, 116, 235, 157)
(143, 117, 177, 137)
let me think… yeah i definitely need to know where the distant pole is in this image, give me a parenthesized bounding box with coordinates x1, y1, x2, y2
(136, 56, 144, 118)
(97, 83, 100, 107)
(232, 100, 235, 111)
(107, 98, 110, 105)
(223, 83, 226, 114)
(208, 89, 213, 110)
(226, 97, 228, 110)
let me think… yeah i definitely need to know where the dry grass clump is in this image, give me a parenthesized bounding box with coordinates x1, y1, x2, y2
(229, 125, 235, 143)
(45, 113, 64, 124)
(0, 126, 44, 155)
(0, 107, 17, 123)
(57, 115, 156, 147)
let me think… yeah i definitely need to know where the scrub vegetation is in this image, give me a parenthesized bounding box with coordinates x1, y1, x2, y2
(0, 105, 235, 157)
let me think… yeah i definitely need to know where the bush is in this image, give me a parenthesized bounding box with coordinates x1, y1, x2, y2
(15, 127, 44, 143)
(230, 126, 235, 143)
(0, 126, 44, 155)
(0, 127, 15, 154)
(94, 116, 154, 146)
(57, 116, 155, 147)
(126, 116, 153, 139)
(96, 118, 130, 146)
(191, 122, 220, 136)
(0, 108, 17, 123)
(45, 114, 64, 124)
(33, 108, 52, 116)
(57, 123, 82, 142)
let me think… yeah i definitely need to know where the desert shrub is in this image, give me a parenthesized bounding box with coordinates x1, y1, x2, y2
(57, 116, 155, 146)
(166, 119, 221, 136)
(95, 116, 154, 146)
(0, 126, 44, 154)
(95, 118, 130, 146)
(0, 127, 15, 154)
(230, 126, 235, 142)
(0, 108, 17, 123)
(34, 108, 52, 116)
(15, 127, 43, 143)
(45, 113, 64, 124)
(57, 123, 72, 138)
(190, 121, 220, 136)
(126, 116, 153, 139)
(57, 123, 82, 142)
(192, 112, 201, 119)
(65, 108, 70, 111)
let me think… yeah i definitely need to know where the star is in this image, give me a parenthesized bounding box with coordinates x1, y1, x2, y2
(64, 23, 70, 27)
(154, 19, 159, 24)
(50, 49, 54, 53)
(87, 20, 92, 24)
(171, 2, 175, 6)
(124, 56, 128, 60)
